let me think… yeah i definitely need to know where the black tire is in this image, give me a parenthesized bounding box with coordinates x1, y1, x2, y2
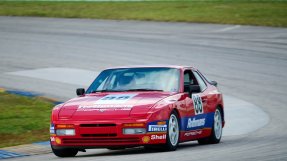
(51, 146, 78, 157)
(164, 111, 180, 151)
(198, 107, 223, 145)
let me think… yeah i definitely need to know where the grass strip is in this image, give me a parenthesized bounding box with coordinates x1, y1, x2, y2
(0, 92, 54, 148)
(0, 1, 287, 27)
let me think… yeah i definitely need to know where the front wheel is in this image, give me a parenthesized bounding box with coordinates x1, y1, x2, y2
(198, 107, 223, 144)
(51, 146, 78, 157)
(164, 111, 180, 151)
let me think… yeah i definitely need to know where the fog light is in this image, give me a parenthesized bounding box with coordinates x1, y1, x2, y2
(56, 129, 75, 136)
(123, 128, 146, 134)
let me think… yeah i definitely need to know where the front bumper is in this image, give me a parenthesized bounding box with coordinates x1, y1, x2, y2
(50, 120, 167, 148)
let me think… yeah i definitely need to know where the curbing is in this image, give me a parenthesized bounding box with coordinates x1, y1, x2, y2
(0, 87, 61, 160)
(0, 150, 28, 159)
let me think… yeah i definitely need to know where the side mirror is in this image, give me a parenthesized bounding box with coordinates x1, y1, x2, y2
(184, 84, 191, 93)
(190, 85, 201, 93)
(184, 84, 201, 96)
(76, 88, 85, 96)
(210, 81, 218, 87)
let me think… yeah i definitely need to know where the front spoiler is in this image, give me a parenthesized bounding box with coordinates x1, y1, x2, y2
(50, 133, 167, 149)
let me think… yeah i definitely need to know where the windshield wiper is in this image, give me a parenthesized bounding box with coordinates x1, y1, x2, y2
(125, 88, 163, 92)
(90, 89, 123, 93)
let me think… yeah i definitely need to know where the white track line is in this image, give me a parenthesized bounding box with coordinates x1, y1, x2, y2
(215, 25, 241, 33)
(7, 68, 98, 86)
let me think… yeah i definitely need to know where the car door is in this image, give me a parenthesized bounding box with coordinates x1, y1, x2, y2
(192, 70, 216, 131)
(191, 70, 209, 115)
(183, 69, 209, 135)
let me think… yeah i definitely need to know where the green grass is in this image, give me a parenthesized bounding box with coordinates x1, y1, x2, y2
(0, 1, 287, 27)
(0, 92, 54, 148)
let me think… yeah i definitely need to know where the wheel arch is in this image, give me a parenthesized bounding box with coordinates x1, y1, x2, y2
(170, 107, 182, 131)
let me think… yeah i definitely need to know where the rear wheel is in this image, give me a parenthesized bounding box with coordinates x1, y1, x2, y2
(198, 107, 223, 144)
(51, 146, 78, 157)
(164, 111, 180, 151)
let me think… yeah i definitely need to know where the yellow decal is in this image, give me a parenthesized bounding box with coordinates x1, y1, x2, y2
(55, 137, 61, 144)
(157, 121, 166, 125)
(142, 136, 150, 144)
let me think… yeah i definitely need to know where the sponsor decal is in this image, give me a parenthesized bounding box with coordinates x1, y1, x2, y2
(50, 124, 55, 134)
(187, 118, 205, 128)
(50, 136, 55, 142)
(96, 94, 137, 104)
(78, 104, 133, 111)
(77, 94, 137, 111)
(184, 130, 202, 137)
(148, 125, 167, 132)
(182, 113, 214, 131)
(192, 94, 203, 115)
(147, 121, 167, 132)
(55, 137, 61, 144)
(151, 134, 166, 140)
(142, 136, 150, 143)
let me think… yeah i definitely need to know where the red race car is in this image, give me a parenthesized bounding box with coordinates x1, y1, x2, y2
(50, 65, 224, 157)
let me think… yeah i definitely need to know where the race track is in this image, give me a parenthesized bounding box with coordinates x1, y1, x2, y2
(0, 16, 287, 161)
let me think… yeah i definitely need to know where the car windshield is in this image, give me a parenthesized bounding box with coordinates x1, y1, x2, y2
(86, 67, 180, 93)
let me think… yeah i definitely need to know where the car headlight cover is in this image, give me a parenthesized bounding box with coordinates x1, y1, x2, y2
(123, 128, 146, 134)
(56, 129, 75, 136)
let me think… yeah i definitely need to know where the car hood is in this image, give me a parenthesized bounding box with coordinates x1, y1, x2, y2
(58, 92, 174, 120)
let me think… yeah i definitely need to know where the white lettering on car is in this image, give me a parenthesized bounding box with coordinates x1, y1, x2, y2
(151, 134, 166, 140)
(187, 118, 205, 128)
(148, 125, 167, 132)
(184, 130, 202, 136)
(96, 94, 137, 104)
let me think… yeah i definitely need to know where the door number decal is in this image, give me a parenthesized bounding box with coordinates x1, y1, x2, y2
(192, 94, 203, 115)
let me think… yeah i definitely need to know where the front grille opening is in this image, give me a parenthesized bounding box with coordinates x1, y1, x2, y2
(80, 124, 116, 127)
(62, 137, 140, 144)
(81, 133, 117, 137)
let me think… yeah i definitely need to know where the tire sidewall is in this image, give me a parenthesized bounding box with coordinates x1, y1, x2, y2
(211, 108, 222, 143)
(165, 111, 180, 151)
(198, 107, 223, 144)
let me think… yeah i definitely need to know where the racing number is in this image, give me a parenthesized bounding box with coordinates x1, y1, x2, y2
(192, 94, 203, 115)
(102, 96, 130, 100)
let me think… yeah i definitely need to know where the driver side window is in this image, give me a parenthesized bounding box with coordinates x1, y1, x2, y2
(184, 70, 200, 96)
(184, 70, 195, 85)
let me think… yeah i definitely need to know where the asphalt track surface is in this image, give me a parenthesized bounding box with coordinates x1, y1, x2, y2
(0, 16, 287, 160)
